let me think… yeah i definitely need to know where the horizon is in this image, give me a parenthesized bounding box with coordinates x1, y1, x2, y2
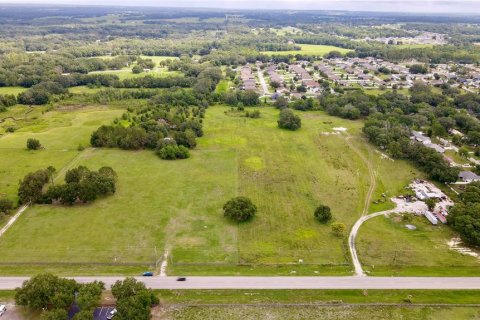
(1, 0, 480, 14)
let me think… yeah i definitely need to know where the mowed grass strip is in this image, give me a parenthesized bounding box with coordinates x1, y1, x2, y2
(261, 44, 352, 56)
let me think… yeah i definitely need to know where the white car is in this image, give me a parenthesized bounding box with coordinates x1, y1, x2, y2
(0, 305, 6, 316)
(106, 308, 117, 320)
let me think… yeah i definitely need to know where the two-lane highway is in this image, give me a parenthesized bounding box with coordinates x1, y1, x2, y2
(3, 276, 480, 290)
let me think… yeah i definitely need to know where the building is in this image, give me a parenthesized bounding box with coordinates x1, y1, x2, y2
(424, 211, 438, 225)
(458, 171, 480, 183)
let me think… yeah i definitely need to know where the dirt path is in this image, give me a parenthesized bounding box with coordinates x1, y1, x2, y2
(344, 136, 377, 276)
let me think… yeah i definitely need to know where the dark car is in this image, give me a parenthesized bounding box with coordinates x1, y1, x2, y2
(176, 277, 186, 281)
(143, 271, 154, 276)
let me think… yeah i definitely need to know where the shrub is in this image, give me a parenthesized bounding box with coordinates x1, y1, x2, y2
(156, 144, 190, 160)
(278, 108, 301, 131)
(314, 205, 332, 223)
(26, 138, 42, 150)
(331, 222, 346, 238)
(223, 196, 257, 222)
(0, 198, 13, 214)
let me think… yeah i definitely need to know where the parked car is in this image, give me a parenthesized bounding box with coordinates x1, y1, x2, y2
(176, 277, 186, 281)
(106, 308, 117, 320)
(0, 305, 6, 316)
(143, 271, 154, 276)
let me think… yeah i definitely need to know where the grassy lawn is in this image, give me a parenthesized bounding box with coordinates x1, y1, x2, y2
(0, 86, 27, 95)
(214, 80, 230, 94)
(89, 68, 183, 80)
(0, 105, 372, 275)
(0, 104, 473, 276)
(0, 106, 123, 202)
(261, 44, 352, 56)
(160, 305, 480, 320)
(158, 288, 480, 319)
(139, 55, 179, 64)
(357, 214, 480, 276)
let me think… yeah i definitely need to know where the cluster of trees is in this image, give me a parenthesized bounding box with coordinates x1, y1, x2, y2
(132, 57, 156, 74)
(448, 182, 480, 246)
(91, 102, 204, 160)
(221, 90, 260, 107)
(319, 85, 480, 183)
(364, 115, 459, 183)
(111, 278, 159, 320)
(278, 108, 301, 131)
(18, 166, 117, 205)
(223, 196, 257, 222)
(15, 273, 104, 320)
(45, 166, 117, 205)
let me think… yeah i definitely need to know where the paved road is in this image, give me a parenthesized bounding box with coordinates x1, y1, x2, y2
(3, 276, 480, 290)
(257, 69, 270, 96)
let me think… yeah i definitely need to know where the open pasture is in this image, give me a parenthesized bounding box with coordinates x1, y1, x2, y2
(261, 44, 352, 56)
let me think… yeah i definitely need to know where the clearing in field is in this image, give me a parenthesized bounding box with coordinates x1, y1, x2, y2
(261, 44, 352, 56)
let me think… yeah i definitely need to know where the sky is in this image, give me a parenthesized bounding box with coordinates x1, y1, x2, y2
(1, 0, 480, 14)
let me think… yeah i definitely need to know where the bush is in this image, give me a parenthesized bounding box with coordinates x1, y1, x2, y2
(223, 196, 257, 222)
(331, 222, 346, 238)
(314, 205, 332, 223)
(278, 108, 301, 131)
(26, 138, 42, 150)
(0, 198, 13, 214)
(156, 144, 190, 160)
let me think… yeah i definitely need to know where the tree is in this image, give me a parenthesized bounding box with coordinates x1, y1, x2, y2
(274, 96, 288, 109)
(77, 281, 105, 312)
(111, 278, 158, 320)
(156, 144, 190, 160)
(0, 198, 13, 214)
(223, 196, 257, 222)
(27, 138, 42, 150)
(40, 309, 68, 320)
(15, 273, 78, 310)
(314, 205, 332, 223)
(18, 168, 55, 204)
(425, 198, 437, 211)
(278, 108, 301, 131)
(331, 222, 346, 238)
(73, 310, 94, 320)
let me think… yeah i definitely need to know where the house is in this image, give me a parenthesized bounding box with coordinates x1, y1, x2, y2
(458, 171, 480, 183)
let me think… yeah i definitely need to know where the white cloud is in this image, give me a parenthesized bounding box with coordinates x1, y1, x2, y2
(1, 0, 480, 13)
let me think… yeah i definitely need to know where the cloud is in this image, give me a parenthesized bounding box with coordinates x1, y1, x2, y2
(1, 0, 480, 13)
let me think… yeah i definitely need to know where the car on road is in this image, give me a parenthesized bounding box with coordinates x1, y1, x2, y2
(0, 305, 6, 316)
(142, 271, 154, 276)
(176, 277, 186, 281)
(106, 308, 117, 320)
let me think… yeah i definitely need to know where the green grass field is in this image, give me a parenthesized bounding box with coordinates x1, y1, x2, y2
(160, 305, 480, 320)
(0, 86, 27, 95)
(0, 104, 474, 276)
(357, 214, 480, 276)
(89, 68, 183, 80)
(261, 44, 352, 56)
(0, 105, 372, 274)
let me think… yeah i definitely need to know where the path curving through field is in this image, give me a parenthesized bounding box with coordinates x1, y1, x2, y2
(344, 136, 378, 276)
